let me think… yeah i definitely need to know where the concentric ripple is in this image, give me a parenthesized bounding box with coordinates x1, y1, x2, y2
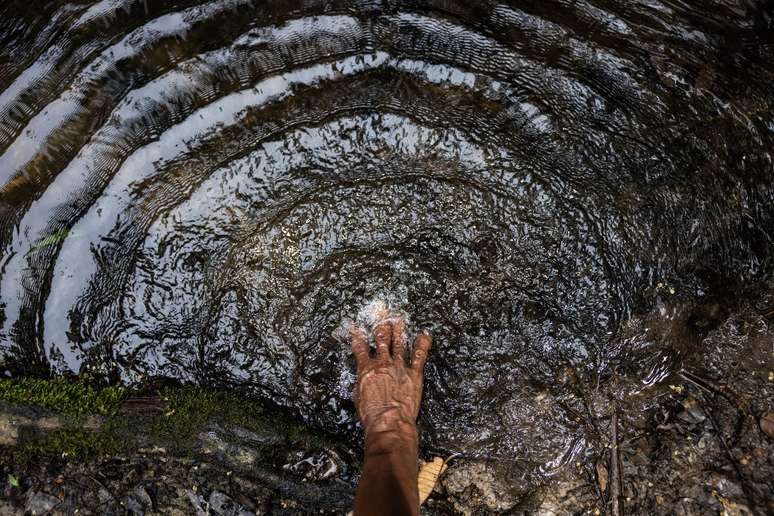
(1, 0, 773, 487)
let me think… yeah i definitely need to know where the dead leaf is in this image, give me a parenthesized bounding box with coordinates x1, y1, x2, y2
(712, 490, 738, 513)
(595, 462, 608, 493)
(761, 412, 774, 438)
(418, 456, 448, 505)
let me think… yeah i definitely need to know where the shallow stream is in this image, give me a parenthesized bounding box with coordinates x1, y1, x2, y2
(1, 0, 773, 494)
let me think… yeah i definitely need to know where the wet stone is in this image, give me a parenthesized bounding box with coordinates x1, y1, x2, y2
(97, 486, 116, 506)
(125, 486, 153, 514)
(208, 491, 255, 516)
(0, 404, 65, 446)
(283, 449, 343, 481)
(198, 428, 261, 471)
(441, 461, 521, 513)
(228, 425, 284, 447)
(186, 489, 207, 516)
(24, 491, 60, 515)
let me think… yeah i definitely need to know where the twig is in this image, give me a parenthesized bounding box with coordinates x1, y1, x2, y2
(679, 370, 748, 412)
(610, 409, 624, 516)
(679, 370, 750, 442)
(585, 462, 606, 510)
(755, 303, 774, 318)
(699, 394, 758, 513)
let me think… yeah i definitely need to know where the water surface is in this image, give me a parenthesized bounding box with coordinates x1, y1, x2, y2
(1, 0, 773, 489)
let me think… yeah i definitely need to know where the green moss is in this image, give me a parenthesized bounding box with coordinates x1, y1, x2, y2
(0, 378, 129, 463)
(2, 379, 337, 464)
(0, 378, 126, 417)
(15, 427, 123, 462)
(155, 387, 264, 439)
(147, 387, 336, 455)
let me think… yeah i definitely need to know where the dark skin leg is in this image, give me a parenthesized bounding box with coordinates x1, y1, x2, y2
(350, 318, 432, 516)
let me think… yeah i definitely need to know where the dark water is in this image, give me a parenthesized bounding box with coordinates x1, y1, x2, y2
(1, 0, 773, 486)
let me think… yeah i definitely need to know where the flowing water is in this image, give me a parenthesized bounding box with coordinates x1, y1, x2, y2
(1, 0, 773, 493)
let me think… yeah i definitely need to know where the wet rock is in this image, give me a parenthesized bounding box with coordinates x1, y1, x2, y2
(0, 404, 64, 446)
(678, 397, 706, 424)
(125, 495, 145, 515)
(534, 479, 585, 515)
(442, 461, 520, 513)
(228, 425, 284, 447)
(186, 489, 207, 516)
(125, 486, 153, 514)
(283, 449, 343, 481)
(198, 429, 261, 470)
(24, 491, 60, 515)
(709, 472, 745, 500)
(97, 487, 115, 504)
(208, 490, 255, 516)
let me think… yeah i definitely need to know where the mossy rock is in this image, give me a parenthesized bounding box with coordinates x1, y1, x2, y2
(0, 378, 344, 465)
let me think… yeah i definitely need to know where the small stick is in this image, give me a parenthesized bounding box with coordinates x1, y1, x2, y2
(679, 370, 750, 442)
(700, 394, 758, 513)
(610, 410, 624, 516)
(585, 462, 606, 510)
(679, 370, 748, 413)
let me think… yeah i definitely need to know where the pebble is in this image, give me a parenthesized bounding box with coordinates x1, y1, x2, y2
(760, 412, 774, 438)
(126, 486, 153, 514)
(209, 490, 255, 516)
(25, 491, 61, 515)
(97, 487, 114, 504)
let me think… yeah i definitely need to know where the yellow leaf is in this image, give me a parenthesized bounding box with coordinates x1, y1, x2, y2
(595, 462, 608, 493)
(418, 457, 449, 505)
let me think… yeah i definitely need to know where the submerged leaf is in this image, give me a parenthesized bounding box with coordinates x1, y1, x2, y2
(25, 229, 72, 256)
